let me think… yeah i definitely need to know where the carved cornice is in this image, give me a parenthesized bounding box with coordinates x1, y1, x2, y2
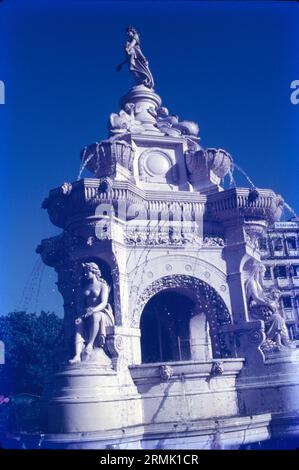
(43, 179, 206, 229)
(42, 181, 283, 232)
(206, 188, 284, 224)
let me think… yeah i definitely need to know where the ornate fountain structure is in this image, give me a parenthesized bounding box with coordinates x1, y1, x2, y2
(37, 27, 299, 449)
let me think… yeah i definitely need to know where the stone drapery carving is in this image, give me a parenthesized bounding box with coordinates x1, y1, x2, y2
(245, 261, 292, 352)
(117, 26, 154, 89)
(132, 275, 232, 358)
(69, 262, 115, 364)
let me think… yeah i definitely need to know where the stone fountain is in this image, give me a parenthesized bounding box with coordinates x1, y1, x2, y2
(37, 27, 299, 449)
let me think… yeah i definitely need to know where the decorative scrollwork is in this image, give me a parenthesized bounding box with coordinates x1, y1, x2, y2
(106, 334, 124, 358)
(124, 228, 225, 247)
(249, 329, 265, 345)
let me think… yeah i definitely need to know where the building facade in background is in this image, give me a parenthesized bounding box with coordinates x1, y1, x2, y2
(261, 220, 299, 339)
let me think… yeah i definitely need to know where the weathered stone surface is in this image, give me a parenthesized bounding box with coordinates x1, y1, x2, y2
(37, 29, 299, 449)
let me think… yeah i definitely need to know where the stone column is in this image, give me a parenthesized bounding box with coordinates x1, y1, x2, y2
(222, 223, 249, 323)
(222, 221, 266, 371)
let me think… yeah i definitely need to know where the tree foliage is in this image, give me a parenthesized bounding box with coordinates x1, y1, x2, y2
(0, 311, 63, 396)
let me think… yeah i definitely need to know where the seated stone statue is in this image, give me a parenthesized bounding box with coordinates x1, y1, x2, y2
(245, 261, 291, 350)
(69, 262, 115, 364)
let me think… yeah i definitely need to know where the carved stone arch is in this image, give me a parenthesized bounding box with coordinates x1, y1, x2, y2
(132, 274, 232, 358)
(128, 253, 231, 311)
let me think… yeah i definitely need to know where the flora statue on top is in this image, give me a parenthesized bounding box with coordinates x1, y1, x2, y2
(117, 26, 155, 89)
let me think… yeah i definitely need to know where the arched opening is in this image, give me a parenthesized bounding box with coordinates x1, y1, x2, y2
(138, 275, 232, 363)
(141, 290, 195, 363)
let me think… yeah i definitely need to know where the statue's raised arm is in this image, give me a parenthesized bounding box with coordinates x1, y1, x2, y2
(117, 26, 154, 89)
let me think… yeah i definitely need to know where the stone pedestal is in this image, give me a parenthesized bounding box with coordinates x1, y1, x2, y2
(121, 85, 162, 133)
(42, 356, 143, 448)
(129, 359, 271, 449)
(237, 349, 299, 445)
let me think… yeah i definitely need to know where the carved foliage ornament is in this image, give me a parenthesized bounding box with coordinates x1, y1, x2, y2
(124, 228, 224, 247)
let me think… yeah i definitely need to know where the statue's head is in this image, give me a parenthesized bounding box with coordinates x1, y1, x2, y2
(268, 288, 280, 302)
(126, 26, 137, 37)
(258, 263, 266, 275)
(82, 262, 102, 281)
(250, 261, 265, 279)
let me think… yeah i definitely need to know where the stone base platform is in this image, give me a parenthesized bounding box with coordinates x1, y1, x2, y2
(41, 414, 271, 449)
(41, 358, 272, 449)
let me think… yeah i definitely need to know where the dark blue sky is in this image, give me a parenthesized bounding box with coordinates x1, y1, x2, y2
(0, 0, 298, 316)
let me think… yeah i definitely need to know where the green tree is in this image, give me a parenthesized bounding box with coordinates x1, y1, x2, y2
(0, 311, 63, 396)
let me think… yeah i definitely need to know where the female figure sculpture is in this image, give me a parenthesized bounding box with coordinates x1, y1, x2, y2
(117, 26, 154, 89)
(245, 261, 291, 349)
(69, 262, 115, 364)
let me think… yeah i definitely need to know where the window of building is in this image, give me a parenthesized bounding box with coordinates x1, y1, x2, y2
(282, 296, 292, 309)
(273, 238, 283, 251)
(286, 237, 297, 251)
(263, 266, 272, 280)
(292, 265, 299, 277)
(274, 265, 287, 278)
(258, 238, 268, 251)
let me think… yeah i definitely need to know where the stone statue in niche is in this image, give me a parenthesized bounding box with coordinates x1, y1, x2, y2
(69, 262, 115, 364)
(245, 261, 292, 351)
(116, 26, 154, 89)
